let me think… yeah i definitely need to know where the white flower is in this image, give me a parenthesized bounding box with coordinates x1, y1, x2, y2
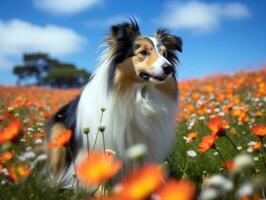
(1, 180, 6, 185)
(205, 175, 233, 192)
(253, 156, 259, 162)
(218, 112, 225, 116)
(105, 149, 116, 155)
(200, 188, 218, 200)
(27, 127, 34, 132)
(237, 183, 254, 197)
(35, 138, 43, 144)
(19, 151, 36, 161)
(187, 150, 197, 158)
(199, 116, 206, 120)
(126, 143, 147, 159)
(237, 146, 242, 150)
(1, 168, 9, 176)
(183, 136, 190, 143)
(234, 154, 254, 171)
(31, 154, 47, 168)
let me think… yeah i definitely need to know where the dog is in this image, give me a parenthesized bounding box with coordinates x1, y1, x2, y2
(46, 19, 182, 188)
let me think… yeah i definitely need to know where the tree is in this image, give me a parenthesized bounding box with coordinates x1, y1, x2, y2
(13, 53, 91, 88)
(43, 65, 90, 88)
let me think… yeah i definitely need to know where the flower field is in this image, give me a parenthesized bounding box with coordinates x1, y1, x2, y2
(0, 66, 266, 200)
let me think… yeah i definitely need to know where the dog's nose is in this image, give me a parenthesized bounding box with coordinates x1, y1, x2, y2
(162, 64, 174, 75)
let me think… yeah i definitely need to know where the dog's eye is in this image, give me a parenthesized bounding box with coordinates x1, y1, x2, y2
(139, 50, 148, 57)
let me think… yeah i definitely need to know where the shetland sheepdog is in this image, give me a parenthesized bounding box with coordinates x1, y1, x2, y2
(47, 19, 182, 188)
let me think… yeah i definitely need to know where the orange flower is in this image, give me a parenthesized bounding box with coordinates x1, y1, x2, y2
(240, 193, 260, 200)
(249, 141, 261, 152)
(156, 179, 196, 200)
(0, 151, 13, 164)
(76, 151, 122, 185)
(251, 125, 266, 137)
(47, 129, 72, 148)
(0, 119, 21, 144)
(198, 134, 218, 153)
(223, 160, 236, 170)
(207, 117, 228, 136)
(7, 163, 30, 182)
(187, 132, 198, 143)
(34, 132, 43, 139)
(115, 164, 164, 199)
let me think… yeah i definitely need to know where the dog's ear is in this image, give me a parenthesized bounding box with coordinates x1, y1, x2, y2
(155, 28, 182, 52)
(108, 18, 140, 45)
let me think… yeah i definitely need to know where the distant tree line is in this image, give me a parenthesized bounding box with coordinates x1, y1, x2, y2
(13, 53, 91, 88)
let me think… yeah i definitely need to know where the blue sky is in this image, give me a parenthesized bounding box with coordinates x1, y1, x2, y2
(0, 0, 266, 85)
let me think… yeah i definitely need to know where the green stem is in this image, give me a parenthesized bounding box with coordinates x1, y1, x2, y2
(181, 158, 189, 179)
(92, 131, 99, 151)
(224, 134, 238, 152)
(91, 110, 104, 151)
(86, 134, 90, 152)
(214, 146, 227, 169)
(102, 131, 106, 154)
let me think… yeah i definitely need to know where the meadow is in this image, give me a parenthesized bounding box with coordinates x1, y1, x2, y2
(0, 66, 265, 200)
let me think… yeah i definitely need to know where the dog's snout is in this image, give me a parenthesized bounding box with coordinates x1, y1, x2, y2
(162, 64, 174, 75)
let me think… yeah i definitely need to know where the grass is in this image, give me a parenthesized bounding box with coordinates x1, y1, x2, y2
(0, 66, 266, 199)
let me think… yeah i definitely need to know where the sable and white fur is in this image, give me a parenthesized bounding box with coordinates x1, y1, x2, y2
(46, 19, 182, 188)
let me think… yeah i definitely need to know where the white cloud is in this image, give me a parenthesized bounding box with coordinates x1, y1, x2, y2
(34, 0, 102, 15)
(157, 1, 250, 33)
(0, 19, 87, 68)
(85, 15, 141, 28)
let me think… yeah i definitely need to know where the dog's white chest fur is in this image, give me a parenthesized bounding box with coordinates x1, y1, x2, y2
(76, 63, 177, 166)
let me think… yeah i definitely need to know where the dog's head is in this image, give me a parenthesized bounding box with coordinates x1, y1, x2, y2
(106, 18, 182, 88)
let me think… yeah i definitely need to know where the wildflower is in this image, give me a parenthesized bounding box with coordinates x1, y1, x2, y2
(205, 175, 233, 192)
(34, 132, 43, 139)
(253, 156, 259, 162)
(114, 164, 164, 199)
(184, 132, 198, 143)
(18, 151, 36, 161)
(237, 183, 254, 198)
(200, 188, 219, 200)
(247, 141, 261, 152)
(98, 125, 106, 133)
(207, 116, 228, 136)
(83, 127, 90, 134)
(198, 134, 218, 153)
(0, 120, 21, 144)
(0, 151, 13, 164)
(187, 150, 197, 158)
(155, 179, 196, 200)
(105, 149, 116, 156)
(76, 151, 122, 185)
(126, 143, 147, 160)
(251, 125, 266, 137)
(7, 163, 30, 182)
(47, 129, 72, 148)
(234, 154, 254, 171)
(223, 160, 236, 170)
